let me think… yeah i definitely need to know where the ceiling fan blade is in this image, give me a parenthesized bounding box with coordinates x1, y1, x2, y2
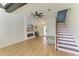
(35, 11, 38, 16)
(39, 13, 43, 15)
(39, 13, 43, 14)
(39, 14, 44, 17)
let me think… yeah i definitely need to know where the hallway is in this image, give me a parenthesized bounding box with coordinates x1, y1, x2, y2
(57, 23, 79, 55)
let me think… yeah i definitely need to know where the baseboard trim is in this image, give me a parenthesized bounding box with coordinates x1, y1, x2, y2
(0, 39, 25, 48)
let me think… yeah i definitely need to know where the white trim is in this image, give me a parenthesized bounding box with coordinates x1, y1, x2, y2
(58, 48, 79, 55)
(58, 44, 79, 49)
(57, 33, 72, 35)
(0, 39, 25, 48)
(58, 40, 75, 43)
(57, 39, 75, 42)
(57, 38, 75, 42)
(0, 36, 36, 48)
(57, 32, 72, 34)
(58, 41, 76, 45)
(57, 35, 73, 37)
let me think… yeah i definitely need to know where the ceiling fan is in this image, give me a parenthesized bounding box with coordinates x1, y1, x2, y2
(31, 11, 44, 19)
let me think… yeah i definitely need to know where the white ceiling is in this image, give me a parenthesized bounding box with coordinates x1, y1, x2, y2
(13, 3, 75, 13)
(24, 3, 75, 11)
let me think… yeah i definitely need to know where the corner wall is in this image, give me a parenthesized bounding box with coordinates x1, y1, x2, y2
(0, 8, 25, 48)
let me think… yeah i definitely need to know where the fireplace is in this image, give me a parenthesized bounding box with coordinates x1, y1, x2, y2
(28, 33, 33, 37)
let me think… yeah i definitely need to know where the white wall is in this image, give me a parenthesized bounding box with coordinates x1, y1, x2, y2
(0, 5, 23, 48)
(0, 8, 25, 48)
(46, 18, 56, 37)
(65, 4, 79, 47)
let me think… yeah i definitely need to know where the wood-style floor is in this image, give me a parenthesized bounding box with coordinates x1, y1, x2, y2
(0, 37, 74, 56)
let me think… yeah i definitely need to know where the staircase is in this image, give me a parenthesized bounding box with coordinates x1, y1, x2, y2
(57, 23, 79, 55)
